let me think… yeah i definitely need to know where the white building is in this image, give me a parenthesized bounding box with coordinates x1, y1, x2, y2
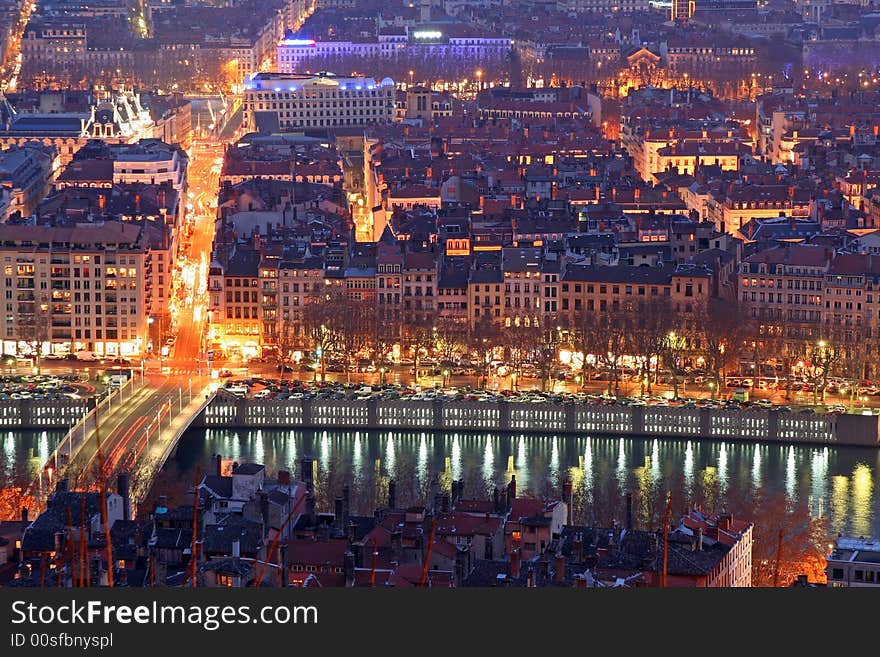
(109, 140, 188, 196)
(277, 26, 512, 73)
(243, 72, 395, 132)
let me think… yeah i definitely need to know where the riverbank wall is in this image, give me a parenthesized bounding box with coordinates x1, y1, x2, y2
(193, 394, 880, 447)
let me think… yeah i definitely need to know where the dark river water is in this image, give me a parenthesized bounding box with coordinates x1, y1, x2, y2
(151, 428, 880, 537)
(3, 428, 878, 537)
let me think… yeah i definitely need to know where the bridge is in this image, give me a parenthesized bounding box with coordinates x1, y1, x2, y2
(32, 373, 216, 511)
(28, 139, 222, 515)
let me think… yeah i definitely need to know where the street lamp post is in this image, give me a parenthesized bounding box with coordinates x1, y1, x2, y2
(442, 369, 449, 387)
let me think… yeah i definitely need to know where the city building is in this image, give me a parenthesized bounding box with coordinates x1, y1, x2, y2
(0, 142, 58, 220)
(0, 89, 155, 166)
(0, 220, 154, 357)
(242, 72, 396, 133)
(276, 25, 512, 73)
(826, 536, 880, 587)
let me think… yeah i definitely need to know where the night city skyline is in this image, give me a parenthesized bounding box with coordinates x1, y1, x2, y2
(0, 0, 879, 596)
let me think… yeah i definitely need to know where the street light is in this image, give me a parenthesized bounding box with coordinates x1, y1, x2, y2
(379, 366, 386, 385)
(442, 369, 449, 387)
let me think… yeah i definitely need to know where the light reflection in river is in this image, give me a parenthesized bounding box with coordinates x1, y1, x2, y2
(154, 429, 868, 535)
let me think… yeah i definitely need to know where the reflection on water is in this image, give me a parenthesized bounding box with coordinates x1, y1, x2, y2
(0, 430, 61, 487)
(147, 428, 880, 537)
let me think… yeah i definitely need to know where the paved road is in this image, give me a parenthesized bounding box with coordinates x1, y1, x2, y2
(50, 140, 221, 496)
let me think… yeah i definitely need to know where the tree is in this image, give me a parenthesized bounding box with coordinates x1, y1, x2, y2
(401, 306, 436, 385)
(502, 321, 536, 391)
(335, 297, 371, 384)
(838, 329, 868, 410)
(275, 313, 298, 386)
(365, 303, 396, 379)
(303, 289, 342, 383)
(19, 296, 50, 372)
(534, 318, 563, 392)
(627, 297, 674, 397)
(743, 489, 830, 587)
(469, 316, 500, 390)
(806, 339, 840, 405)
(433, 316, 467, 366)
(701, 299, 748, 398)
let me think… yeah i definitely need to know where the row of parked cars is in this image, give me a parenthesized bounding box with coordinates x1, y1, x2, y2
(220, 379, 843, 414)
(0, 373, 92, 400)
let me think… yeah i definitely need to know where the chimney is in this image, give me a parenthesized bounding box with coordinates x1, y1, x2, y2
(344, 551, 355, 587)
(634, 188, 640, 201)
(215, 454, 222, 477)
(342, 484, 351, 527)
(573, 532, 584, 563)
(695, 527, 703, 551)
(334, 496, 344, 532)
(56, 478, 69, 493)
(232, 538, 240, 558)
(388, 479, 396, 509)
(507, 475, 517, 504)
(562, 480, 573, 524)
(391, 529, 403, 564)
(21, 507, 28, 524)
(305, 492, 316, 526)
(280, 543, 288, 587)
(117, 472, 130, 521)
(625, 492, 633, 530)
(554, 552, 565, 583)
(510, 548, 521, 578)
(300, 458, 314, 493)
(54, 531, 63, 555)
(278, 469, 290, 486)
(260, 491, 270, 537)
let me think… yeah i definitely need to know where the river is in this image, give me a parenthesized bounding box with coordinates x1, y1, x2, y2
(151, 428, 880, 537)
(2, 428, 878, 536)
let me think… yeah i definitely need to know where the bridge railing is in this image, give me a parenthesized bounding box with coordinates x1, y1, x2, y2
(129, 385, 216, 507)
(45, 376, 141, 478)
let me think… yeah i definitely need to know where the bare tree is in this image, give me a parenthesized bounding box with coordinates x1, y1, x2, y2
(335, 297, 371, 384)
(702, 299, 748, 398)
(469, 316, 501, 390)
(433, 316, 467, 366)
(806, 338, 840, 405)
(275, 314, 298, 386)
(19, 296, 51, 372)
(503, 321, 536, 391)
(401, 307, 436, 385)
(534, 317, 563, 392)
(303, 290, 342, 383)
(627, 297, 674, 397)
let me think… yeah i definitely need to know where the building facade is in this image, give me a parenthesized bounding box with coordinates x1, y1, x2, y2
(243, 73, 395, 132)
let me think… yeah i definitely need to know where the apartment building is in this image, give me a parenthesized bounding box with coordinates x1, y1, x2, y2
(242, 73, 395, 133)
(740, 244, 830, 349)
(468, 264, 503, 326)
(501, 247, 542, 327)
(0, 221, 151, 357)
(712, 184, 812, 235)
(826, 536, 880, 587)
(402, 251, 437, 315)
(559, 263, 712, 318)
(207, 249, 262, 358)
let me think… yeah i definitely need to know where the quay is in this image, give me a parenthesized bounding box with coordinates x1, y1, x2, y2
(198, 392, 880, 448)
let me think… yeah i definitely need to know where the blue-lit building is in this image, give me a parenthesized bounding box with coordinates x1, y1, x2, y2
(242, 72, 396, 133)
